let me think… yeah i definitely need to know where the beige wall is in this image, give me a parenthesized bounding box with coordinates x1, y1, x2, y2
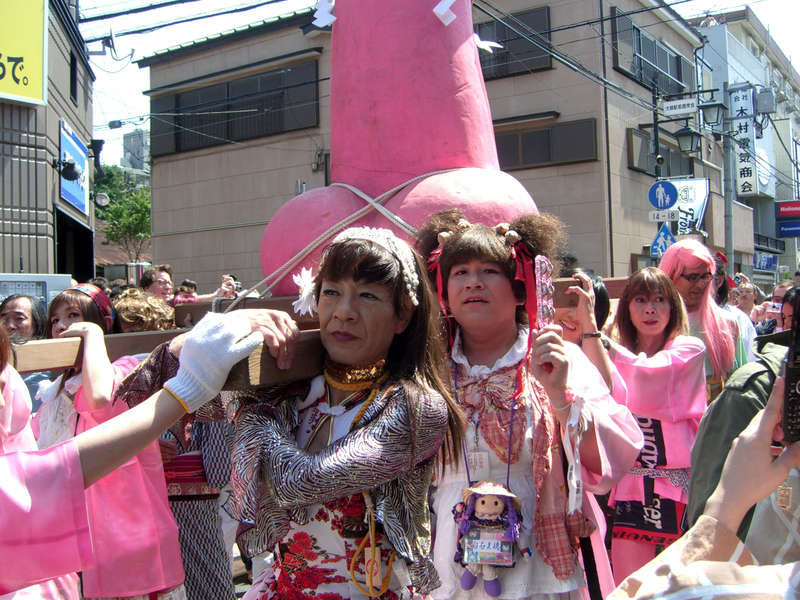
(149, 26, 331, 290)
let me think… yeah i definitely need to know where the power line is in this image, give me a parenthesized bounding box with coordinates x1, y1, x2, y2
(472, 0, 657, 114)
(83, 0, 297, 43)
(767, 114, 800, 172)
(79, 0, 207, 23)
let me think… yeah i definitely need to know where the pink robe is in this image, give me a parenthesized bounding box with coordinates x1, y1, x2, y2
(610, 336, 707, 505)
(75, 357, 184, 598)
(0, 382, 87, 598)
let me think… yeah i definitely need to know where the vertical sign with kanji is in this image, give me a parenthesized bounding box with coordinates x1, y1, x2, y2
(0, 0, 48, 105)
(729, 87, 757, 198)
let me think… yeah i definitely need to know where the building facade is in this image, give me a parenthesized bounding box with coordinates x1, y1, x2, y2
(0, 0, 97, 282)
(142, 1, 756, 288)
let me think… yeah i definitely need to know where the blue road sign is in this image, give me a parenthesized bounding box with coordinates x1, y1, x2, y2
(648, 180, 678, 210)
(650, 223, 677, 258)
(778, 220, 800, 238)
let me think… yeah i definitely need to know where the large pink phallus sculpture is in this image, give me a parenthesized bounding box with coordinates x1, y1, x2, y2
(258, 0, 537, 295)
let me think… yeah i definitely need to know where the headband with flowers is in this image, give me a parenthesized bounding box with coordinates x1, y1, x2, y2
(292, 227, 420, 317)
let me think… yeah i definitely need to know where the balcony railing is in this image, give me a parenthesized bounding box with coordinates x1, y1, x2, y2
(754, 233, 786, 253)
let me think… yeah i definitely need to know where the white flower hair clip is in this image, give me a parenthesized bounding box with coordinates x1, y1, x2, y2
(292, 267, 317, 316)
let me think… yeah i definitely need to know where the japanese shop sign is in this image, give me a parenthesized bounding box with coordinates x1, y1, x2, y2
(0, 0, 48, 105)
(59, 120, 89, 215)
(671, 178, 710, 235)
(729, 87, 757, 198)
(662, 97, 697, 117)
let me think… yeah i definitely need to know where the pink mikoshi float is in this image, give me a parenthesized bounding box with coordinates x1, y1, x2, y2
(258, 0, 538, 296)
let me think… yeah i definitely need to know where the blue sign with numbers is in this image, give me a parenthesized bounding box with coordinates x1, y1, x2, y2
(648, 181, 678, 210)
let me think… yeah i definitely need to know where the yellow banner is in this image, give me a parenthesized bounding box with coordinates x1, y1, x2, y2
(0, 0, 48, 105)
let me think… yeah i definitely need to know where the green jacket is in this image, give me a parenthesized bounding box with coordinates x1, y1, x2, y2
(686, 333, 788, 539)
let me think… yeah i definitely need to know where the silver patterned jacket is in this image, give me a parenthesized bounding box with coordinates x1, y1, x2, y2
(223, 379, 449, 594)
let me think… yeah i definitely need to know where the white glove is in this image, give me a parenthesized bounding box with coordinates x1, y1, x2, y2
(164, 312, 263, 413)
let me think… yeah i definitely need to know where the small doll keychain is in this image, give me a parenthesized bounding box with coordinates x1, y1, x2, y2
(452, 481, 522, 597)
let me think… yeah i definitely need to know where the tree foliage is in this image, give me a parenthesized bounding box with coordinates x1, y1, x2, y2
(95, 165, 151, 263)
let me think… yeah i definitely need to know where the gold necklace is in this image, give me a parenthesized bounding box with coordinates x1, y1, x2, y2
(324, 356, 389, 391)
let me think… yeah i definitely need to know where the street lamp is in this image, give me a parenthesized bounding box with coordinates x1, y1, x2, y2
(699, 99, 727, 127)
(675, 122, 702, 154)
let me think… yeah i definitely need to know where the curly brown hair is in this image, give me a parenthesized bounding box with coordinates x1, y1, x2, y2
(113, 288, 175, 332)
(416, 208, 566, 324)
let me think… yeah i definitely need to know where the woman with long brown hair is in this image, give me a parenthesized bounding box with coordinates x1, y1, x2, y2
(605, 267, 707, 583)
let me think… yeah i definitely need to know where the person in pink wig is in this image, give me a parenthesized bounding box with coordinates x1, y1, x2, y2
(658, 240, 745, 402)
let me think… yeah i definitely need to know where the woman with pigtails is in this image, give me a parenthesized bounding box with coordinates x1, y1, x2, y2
(417, 209, 642, 600)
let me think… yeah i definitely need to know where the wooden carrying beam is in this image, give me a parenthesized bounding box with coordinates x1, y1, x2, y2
(12, 329, 323, 390)
(174, 297, 319, 330)
(13, 277, 631, 386)
(13, 329, 186, 374)
(223, 330, 323, 390)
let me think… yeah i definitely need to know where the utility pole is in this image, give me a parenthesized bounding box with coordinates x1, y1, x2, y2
(723, 82, 736, 274)
(652, 83, 661, 179)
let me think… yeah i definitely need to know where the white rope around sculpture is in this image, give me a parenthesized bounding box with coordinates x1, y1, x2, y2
(224, 168, 457, 312)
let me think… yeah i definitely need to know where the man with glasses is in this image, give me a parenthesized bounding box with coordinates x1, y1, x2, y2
(140, 264, 175, 303)
(659, 240, 744, 403)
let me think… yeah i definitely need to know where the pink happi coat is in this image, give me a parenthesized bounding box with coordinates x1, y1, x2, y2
(610, 335, 707, 505)
(75, 357, 184, 598)
(0, 364, 80, 599)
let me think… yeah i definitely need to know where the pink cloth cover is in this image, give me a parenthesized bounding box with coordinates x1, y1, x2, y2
(567, 345, 643, 599)
(0, 441, 90, 596)
(610, 335, 707, 505)
(0, 364, 80, 599)
(76, 356, 184, 598)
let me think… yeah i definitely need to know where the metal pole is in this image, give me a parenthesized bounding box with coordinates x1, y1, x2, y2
(723, 81, 735, 273)
(652, 84, 661, 179)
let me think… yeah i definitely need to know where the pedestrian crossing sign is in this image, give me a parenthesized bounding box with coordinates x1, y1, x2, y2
(650, 223, 676, 258)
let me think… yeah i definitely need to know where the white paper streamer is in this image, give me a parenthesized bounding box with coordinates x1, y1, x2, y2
(474, 33, 503, 53)
(433, 0, 457, 26)
(312, 0, 336, 27)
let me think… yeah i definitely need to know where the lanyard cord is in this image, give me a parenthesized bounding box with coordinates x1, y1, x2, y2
(454, 367, 515, 490)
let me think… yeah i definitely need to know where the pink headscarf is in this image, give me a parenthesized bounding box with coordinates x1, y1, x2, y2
(659, 239, 735, 379)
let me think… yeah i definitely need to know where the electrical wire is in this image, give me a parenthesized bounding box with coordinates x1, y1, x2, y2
(766, 113, 800, 173)
(79, 0, 208, 23)
(83, 0, 300, 43)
